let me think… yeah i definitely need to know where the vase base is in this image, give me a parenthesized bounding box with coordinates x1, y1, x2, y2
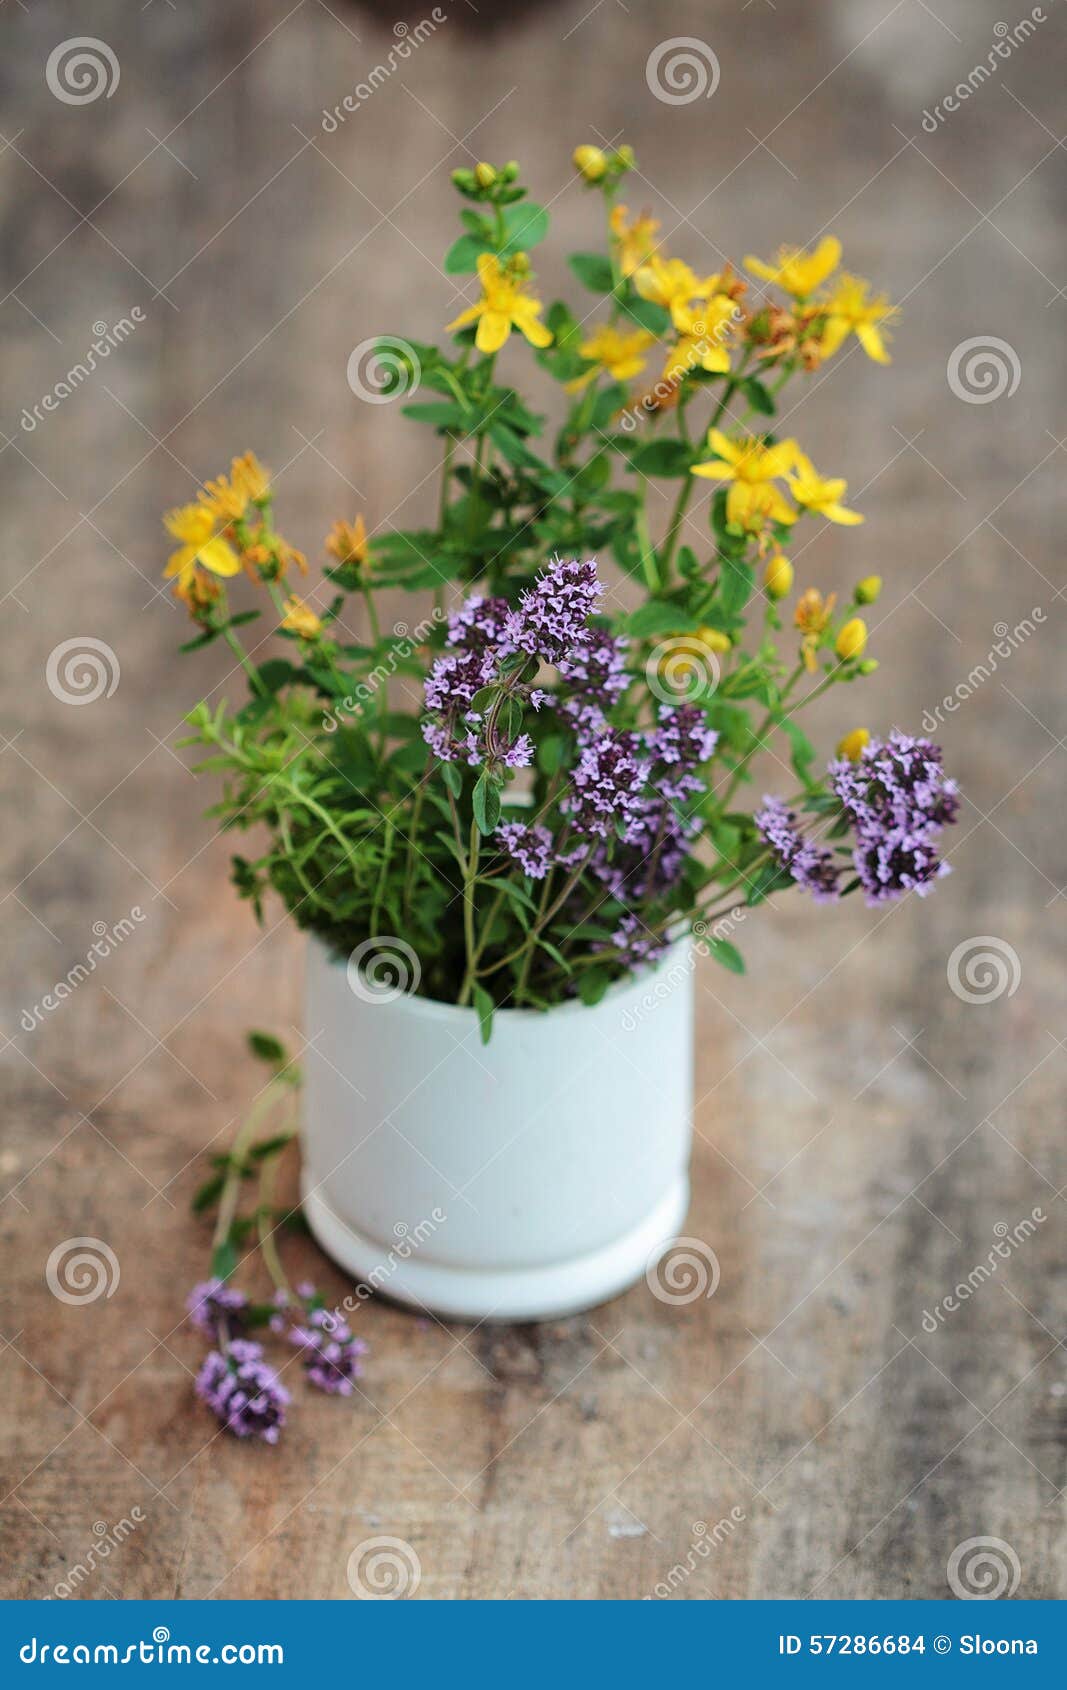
(300, 1175, 691, 1324)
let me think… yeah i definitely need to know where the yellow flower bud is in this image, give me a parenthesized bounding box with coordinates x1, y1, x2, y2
(763, 552, 794, 600)
(835, 617, 868, 661)
(837, 728, 870, 761)
(573, 144, 608, 182)
(856, 574, 882, 604)
(696, 625, 732, 653)
(613, 144, 635, 171)
(474, 161, 497, 189)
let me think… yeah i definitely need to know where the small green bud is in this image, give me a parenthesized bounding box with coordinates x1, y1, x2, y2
(474, 161, 497, 189)
(857, 659, 880, 675)
(856, 574, 882, 604)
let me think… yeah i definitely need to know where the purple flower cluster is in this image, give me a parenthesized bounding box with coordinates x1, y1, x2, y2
(558, 627, 629, 736)
(287, 1306, 368, 1397)
(563, 731, 650, 842)
(195, 1340, 290, 1444)
(508, 557, 602, 662)
(647, 704, 719, 802)
(755, 797, 842, 903)
(829, 730, 959, 904)
(607, 912, 670, 971)
(423, 595, 525, 766)
(186, 1277, 248, 1337)
(497, 820, 554, 879)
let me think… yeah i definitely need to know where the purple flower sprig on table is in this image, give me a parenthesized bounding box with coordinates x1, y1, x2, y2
(755, 796, 843, 903)
(195, 1340, 290, 1444)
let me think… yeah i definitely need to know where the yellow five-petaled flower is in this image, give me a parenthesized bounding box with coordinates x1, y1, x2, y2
(745, 236, 841, 299)
(280, 595, 323, 640)
(447, 253, 552, 355)
(788, 451, 864, 525)
(163, 503, 240, 597)
(568, 322, 655, 390)
(610, 205, 660, 278)
(820, 275, 896, 364)
(690, 428, 798, 527)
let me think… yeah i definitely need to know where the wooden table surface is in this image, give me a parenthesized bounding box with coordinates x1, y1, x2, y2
(2, 0, 1065, 1600)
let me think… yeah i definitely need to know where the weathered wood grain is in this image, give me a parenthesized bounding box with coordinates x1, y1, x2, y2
(2, 0, 1065, 1600)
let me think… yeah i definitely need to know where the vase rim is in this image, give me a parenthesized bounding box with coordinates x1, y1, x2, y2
(308, 931, 692, 1027)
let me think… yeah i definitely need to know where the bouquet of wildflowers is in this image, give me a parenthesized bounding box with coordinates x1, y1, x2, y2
(169, 141, 959, 1438)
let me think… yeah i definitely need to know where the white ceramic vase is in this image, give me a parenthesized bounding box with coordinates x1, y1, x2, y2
(301, 934, 694, 1322)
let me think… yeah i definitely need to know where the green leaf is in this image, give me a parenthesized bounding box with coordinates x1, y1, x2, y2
(628, 439, 694, 477)
(745, 861, 796, 906)
(718, 556, 754, 618)
(179, 628, 221, 653)
(568, 252, 614, 293)
(577, 967, 611, 1007)
(211, 1239, 238, 1282)
(625, 600, 701, 637)
(537, 733, 566, 776)
(619, 295, 671, 335)
(742, 376, 776, 416)
(472, 984, 494, 1046)
(440, 761, 462, 799)
(444, 233, 488, 274)
(249, 1133, 294, 1161)
(500, 201, 549, 253)
(192, 1173, 225, 1214)
(705, 937, 745, 975)
(401, 400, 470, 428)
(248, 1030, 286, 1066)
(780, 719, 817, 787)
(472, 772, 501, 834)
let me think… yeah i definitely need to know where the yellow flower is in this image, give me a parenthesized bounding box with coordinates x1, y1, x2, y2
(198, 451, 271, 523)
(573, 144, 608, 182)
(745, 236, 841, 299)
(634, 255, 722, 331)
(696, 625, 732, 653)
(568, 323, 655, 390)
(610, 204, 659, 278)
(231, 450, 270, 503)
(820, 274, 896, 364)
(763, 552, 794, 600)
(856, 574, 882, 604)
(447, 252, 552, 355)
(163, 503, 241, 592)
(280, 594, 323, 640)
(836, 617, 868, 661)
(326, 514, 370, 570)
(788, 452, 864, 525)
(661, 295, 740, 383)
(795, 587, 837, 671)
(690, 428, 798, 526)
(837, 728, 870, 761)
